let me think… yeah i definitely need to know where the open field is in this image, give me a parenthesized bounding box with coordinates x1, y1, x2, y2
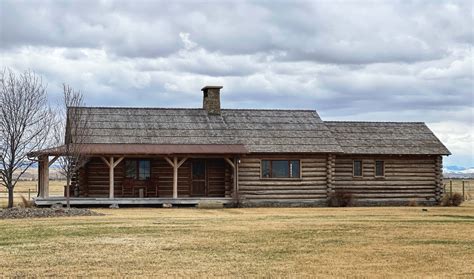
(1, 205, 473, 277)
(0, 180, 65, 207)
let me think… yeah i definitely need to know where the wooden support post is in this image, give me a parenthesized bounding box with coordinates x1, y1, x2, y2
(38, 156, 50, 198)
(224, 157, 235, 169)
(234, 157, 239, 201)
(164, 157, 187, 199)
(38, 157, 43, 197)
(462, 181, 465, 200)
(225, 157, 237, 200)
(101, 156, 116, 199)
(450, 180, 452, 196)
(48, 155, 59, 167)
(173, 157, 178, 199)
(109, 157, 115, 199)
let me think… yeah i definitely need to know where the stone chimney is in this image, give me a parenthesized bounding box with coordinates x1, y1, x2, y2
(202, 86, 222, 115)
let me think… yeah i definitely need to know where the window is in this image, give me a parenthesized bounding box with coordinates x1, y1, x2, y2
(125, 160, 151, 180)
(375, 161, 385, 177)
(125, 161, 137, 179)
(261, 160, 300, 179)
(353, 160, 362, 177)
(138, 160, 151, 180)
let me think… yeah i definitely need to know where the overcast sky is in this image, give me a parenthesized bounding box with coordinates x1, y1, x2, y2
(1, 0, 473, 167)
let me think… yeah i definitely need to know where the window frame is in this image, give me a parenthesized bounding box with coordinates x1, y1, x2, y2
(375, 160, 385, 178)
(353, 160, 363, 177)
(260, 159, 301, 179)
(124, 159, 151, 181)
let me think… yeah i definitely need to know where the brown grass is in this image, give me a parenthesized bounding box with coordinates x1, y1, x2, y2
(0, 180, 65, 208)
(0, 204, 473, 277)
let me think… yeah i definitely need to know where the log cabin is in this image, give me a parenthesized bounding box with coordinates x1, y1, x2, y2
(30, 86, 450, 207)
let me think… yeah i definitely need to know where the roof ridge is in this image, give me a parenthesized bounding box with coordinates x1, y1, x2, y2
(70, 106, 317, 112)
(69, 106, 203, 110)
(325, 121, 426, 124)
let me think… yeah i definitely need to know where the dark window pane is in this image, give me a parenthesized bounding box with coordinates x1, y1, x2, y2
(290, 160, 300, 178)
(125, 160, 137, 179)
(272, 160, 290, 178)
(138, 160, 151, 180)
(353, 160, 362, 176)
(262, 160, 271, 178)
(193, 160, 206, 180)
(375, 161, 384, 176)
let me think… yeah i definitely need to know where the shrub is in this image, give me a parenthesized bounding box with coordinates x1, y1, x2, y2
(328, 190, 354, 207)
(19, 195, 35, 208)
(451, 193, 464, 206)
(408, 199, 418, 207)
(441, 192, 464, 206)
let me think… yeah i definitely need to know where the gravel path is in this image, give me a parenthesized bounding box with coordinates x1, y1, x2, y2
(0, 207, 104, 219)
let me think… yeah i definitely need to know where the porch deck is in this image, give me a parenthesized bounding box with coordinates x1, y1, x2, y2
(34, 196, 234, 206)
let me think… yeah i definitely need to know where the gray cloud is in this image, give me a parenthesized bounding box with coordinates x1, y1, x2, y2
(0, 0, 472, 167)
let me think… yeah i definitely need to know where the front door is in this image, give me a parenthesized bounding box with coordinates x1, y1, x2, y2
(191, 160, 206, 196)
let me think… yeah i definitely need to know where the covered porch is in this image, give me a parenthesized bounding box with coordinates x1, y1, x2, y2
(32, 144, 246, 206)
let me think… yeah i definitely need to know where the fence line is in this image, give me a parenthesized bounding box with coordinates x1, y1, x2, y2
(442, 179, 473, 201)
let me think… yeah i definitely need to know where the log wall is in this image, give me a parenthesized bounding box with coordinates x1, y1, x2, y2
(333, 155, 441, 205)
(77, 154, 444, 206)
(238, 154, 328, 206)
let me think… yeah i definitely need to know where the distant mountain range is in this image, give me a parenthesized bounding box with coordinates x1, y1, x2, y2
(443, 166, 474, 178)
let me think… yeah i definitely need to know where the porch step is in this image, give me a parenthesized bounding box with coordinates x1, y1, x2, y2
(34, 197, 233, 207)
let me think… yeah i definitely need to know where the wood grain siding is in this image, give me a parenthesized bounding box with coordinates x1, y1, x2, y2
(79, 157, 229, 198)
(84, 157, 124, 197)
(334, 155, 439, 204)
(153, 159, 192, 197)
(238, 154, 328, 204)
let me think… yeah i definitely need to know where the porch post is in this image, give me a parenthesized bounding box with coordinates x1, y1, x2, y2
(164, 157, 187, 199)
(225, 157, 238, 200)
(171, 157, 179, 198)
(38, 155, 49, 198)
(100, 156, 124, 200)
(109, 157, 114, 199)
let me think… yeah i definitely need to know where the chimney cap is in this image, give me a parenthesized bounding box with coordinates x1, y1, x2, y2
(201, 85, 223, 91)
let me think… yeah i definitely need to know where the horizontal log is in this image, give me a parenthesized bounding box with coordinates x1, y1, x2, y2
(335, 185, 435, 189)
(334, 181, 435, 186)
(351, 194, 436, 198)
(239, 186, 327, 191)
(242, 194, 327, 199)
(240, 190, 327, 195)
(335, 177, 436, 181)
(337, 189, 435, 194)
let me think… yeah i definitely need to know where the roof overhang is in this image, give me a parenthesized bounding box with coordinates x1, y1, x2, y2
(29, 144, 248, 157)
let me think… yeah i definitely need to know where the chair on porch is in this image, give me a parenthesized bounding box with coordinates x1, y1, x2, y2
(122, 178, 134, 197)
(145, 176, 159, 197)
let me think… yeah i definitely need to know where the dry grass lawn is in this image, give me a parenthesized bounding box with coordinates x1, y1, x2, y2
(1, 204, 473, 277)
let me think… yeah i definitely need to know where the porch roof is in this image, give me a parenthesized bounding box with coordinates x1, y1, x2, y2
(29, 143, 248, 156)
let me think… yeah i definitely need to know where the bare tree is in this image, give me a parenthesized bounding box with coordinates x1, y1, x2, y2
(0, 69, 52, 208)
(54, 84, 90, 208)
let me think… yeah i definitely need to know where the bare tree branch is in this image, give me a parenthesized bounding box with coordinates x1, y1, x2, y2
(0, 68, 53, 208)
(54, 83, 91, 208)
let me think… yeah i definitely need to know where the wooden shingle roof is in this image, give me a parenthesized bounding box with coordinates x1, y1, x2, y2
(325, 121, 451, 155)
(73, 107, 343, 153)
